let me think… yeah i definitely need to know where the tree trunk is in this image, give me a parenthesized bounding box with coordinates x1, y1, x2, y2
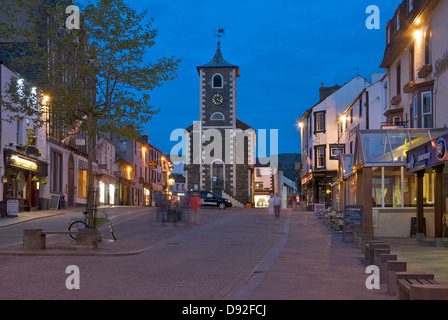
(87, 114, 95, 228)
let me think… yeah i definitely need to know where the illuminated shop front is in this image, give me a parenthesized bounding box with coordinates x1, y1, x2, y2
(339, 128, 448, 238)
(254, 194, 270, 208)
(406, 132, 448, 245)
(3, 150, 48, 212)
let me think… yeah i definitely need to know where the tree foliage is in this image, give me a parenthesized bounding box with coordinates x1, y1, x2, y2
(0, 0, 180, 223)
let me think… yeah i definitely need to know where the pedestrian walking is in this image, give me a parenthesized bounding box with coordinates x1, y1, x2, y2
(189, 192, 201, 225)
(268, 193, 274, 219)
(273, 192, 281, 218)
(156, 192, 168, 225)
(180, 193, 191, 224)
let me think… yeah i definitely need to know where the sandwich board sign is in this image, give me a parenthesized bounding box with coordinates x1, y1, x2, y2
(343, 205, 364, 241)
(314, 203, 325, 219)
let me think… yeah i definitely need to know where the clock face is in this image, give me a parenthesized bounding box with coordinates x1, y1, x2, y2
(212, 94, 224, 105)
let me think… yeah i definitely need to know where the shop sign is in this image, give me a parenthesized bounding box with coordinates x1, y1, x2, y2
(10, 155, 38, 171)
(149, 161, 158, 169)
(407, 133, 448, 172)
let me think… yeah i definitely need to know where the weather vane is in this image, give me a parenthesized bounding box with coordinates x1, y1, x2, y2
(214, 27, 226, 45)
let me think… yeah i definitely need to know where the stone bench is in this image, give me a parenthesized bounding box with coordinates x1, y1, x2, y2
(395, 272, 440, 300)
(23, 229, 97, 250)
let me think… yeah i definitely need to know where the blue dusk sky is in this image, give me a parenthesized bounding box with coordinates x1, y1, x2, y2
(101, 1, 401, 155)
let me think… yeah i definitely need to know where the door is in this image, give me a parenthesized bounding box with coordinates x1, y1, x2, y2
(68, 154, 74, 207)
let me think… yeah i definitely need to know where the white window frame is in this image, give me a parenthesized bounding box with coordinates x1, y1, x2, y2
(316, 146, 325, 169)
(421, 91, 432, 128)
(212, 73, 223, 89)
(413, 95, 418, 128)
(315, 112, 325, 132)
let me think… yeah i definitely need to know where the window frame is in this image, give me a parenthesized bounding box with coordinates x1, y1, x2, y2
(421, 91, 432, 128)
(314, 145, 326, 169)
(212, 73, 223, 89)
(210, 112, 225, 121)
(313, 111, 326, 134)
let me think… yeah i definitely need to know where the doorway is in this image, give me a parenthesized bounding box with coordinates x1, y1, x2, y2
(68, 154, 74, 207)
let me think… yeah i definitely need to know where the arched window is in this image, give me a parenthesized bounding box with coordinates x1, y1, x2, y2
(212, 74, 223, 88)
(211, 112, 225, 121)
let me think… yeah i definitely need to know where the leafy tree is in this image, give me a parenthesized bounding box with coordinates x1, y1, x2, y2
(0, 0, 180, 227)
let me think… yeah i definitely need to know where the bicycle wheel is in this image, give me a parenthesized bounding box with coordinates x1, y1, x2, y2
(68, 220, 88, 239)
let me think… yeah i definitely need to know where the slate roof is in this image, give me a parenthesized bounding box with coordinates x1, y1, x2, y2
(197, 43, 239, 75)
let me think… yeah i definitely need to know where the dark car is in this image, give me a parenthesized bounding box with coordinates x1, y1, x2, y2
(187, 191, 232, 209)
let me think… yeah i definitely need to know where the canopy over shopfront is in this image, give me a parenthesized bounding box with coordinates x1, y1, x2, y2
(341, 128, 448, 238)
(406, 131, 448, 245)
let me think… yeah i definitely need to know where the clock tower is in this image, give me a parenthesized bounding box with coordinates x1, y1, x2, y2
(184, 41, 255, 207)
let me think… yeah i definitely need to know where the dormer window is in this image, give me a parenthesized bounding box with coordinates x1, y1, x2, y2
(212, 74, 223, 88)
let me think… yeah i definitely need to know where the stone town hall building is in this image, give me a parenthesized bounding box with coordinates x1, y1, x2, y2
(184, 42, 255, 207)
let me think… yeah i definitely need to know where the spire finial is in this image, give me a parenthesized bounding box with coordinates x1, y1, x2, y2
(214, 27, 225, 45)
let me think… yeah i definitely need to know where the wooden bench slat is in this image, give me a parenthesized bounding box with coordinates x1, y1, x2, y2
(38, 231, 79, 234)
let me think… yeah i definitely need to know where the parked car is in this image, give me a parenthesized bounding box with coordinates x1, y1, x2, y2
(186, 191, 232, 209)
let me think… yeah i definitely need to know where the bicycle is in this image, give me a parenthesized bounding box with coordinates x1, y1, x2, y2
(68, 206, 117, 241)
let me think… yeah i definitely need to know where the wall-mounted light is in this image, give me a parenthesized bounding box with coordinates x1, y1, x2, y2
(414, 29, 422, 45)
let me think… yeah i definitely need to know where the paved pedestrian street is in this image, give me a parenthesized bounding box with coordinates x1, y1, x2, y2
(0, 207, 395, 303)
(0, 208, 286, 300)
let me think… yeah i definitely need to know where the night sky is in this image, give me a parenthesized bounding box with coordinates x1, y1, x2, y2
(88, 0, 400, 156)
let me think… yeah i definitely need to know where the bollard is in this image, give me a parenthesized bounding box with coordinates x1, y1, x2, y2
(378, 254, 397, 284)
(387, 261, 407, 295)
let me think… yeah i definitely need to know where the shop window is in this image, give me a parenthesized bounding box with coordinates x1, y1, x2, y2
(403, 173, 416, 207)
(212, 74, 223, 88)
(347, 175, 356, 205)
(372, 167, 382, 207)
(423, 173, 434, 205)
(421, 92, 432, 128)
(384, 167, 402, 207)
(371, 166, 417, 208)
(78, 170, 87, 198)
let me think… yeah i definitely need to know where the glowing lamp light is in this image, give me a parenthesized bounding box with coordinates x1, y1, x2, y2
(414, 30, 422, 44)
